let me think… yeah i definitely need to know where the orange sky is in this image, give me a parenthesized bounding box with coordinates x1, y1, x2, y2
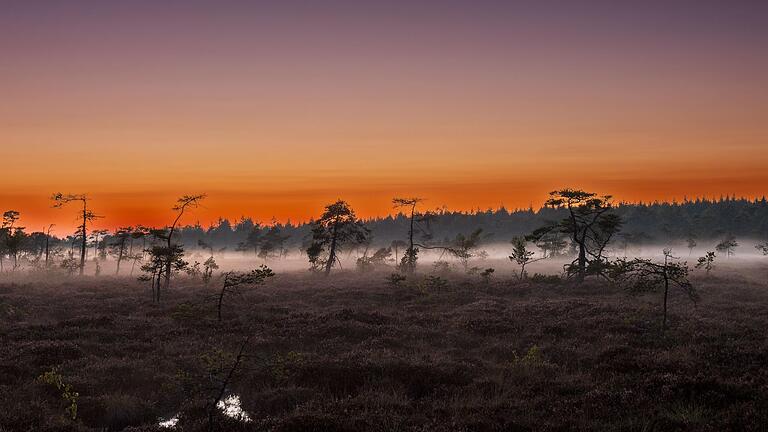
(2, 1, 767, 234)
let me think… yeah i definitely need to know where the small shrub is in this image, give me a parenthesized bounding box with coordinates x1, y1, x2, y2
(386, 273, 406, 287)
(530, 273, 561, 284)
(480, 268, 495, 284)
(171, 301, 208, 323)
(271, 351, 305, 384)
(0, 301, 24, 321)
(418, 275, 448, 293)
(509, 345, 548, 368)
(38, 367, 79, 420)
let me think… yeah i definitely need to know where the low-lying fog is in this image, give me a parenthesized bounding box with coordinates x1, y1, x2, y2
(173, 239, 768, 274)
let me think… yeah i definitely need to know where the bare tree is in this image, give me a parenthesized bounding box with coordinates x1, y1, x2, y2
(52, 193, 99, 275)
(44, 224, 55, 267)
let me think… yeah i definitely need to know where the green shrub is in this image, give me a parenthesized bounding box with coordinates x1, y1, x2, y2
(38, 367, 78, 420)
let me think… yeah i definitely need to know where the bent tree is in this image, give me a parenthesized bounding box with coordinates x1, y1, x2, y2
(163, 195, 206, 291)
(613, 249, 698, 330)
(215, 265, 274, 321)
(530, 189, 622, 282)
(306, 200, 369, 275)
(52, 193, 99, 275)
(695, 251, 716, 275)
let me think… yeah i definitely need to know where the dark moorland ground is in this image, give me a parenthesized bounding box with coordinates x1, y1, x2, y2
(1, 266, 768, 431)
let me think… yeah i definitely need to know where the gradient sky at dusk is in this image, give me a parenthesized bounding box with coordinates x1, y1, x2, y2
(2, 0, 768, 232)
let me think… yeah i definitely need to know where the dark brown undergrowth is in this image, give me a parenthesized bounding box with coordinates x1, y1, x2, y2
(1, 268, 767, 431)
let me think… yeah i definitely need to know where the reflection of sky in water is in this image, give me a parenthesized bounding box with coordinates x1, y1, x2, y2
(159, 394, 251, 428)
(158, 414, 179, 428)
(217, 394, 252, 422)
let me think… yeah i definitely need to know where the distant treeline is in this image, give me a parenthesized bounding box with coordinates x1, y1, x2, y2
(172, 196, 768, 252)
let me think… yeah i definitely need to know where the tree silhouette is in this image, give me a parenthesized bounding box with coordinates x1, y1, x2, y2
(237, 224, 263, 257)
(686, 234, 697, 256)
(612, 249, 697, 330)
(448, 228, 488, 272)
(715, 235, 738, 258)
(109, 227, 132, 275)
(52, 193, 99, 275)
(306, 200, 370, 275)
(90, 228, 109, 260)
(2, 211, 26, 271)
(509, 236, 544, 279)
(390, 240, 407, 264)
(215, 265, 274, 321)
(44, 224, 55, 267)
(695, 251, 716, 275)
(392, 197, 428, 274)
(258, 225, 290, 262)
(530, 189, 622, 282)
(533, 229, 568, 259)
(140, 238, 187, 302)
(162, 195, 205, 291)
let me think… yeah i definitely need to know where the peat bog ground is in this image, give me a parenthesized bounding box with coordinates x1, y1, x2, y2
(1, 267, 767, 431)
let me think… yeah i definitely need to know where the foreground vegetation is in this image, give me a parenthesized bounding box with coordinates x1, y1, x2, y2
(1, 265, 767, 431)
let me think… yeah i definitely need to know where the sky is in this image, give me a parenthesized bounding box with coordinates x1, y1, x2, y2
(2, 0, 767, 233)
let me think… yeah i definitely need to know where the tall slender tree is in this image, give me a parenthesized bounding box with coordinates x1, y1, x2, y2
(110, 227, 133, 275)
(52, 193, 99, 275)
(2, 211, 26, 271)
(44, 224, 55, 267)
(162, 195, 206, 291)
(392, 197, 429, 274)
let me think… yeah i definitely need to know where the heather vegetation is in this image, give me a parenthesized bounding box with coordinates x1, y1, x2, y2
(1, 265, 768, 431)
